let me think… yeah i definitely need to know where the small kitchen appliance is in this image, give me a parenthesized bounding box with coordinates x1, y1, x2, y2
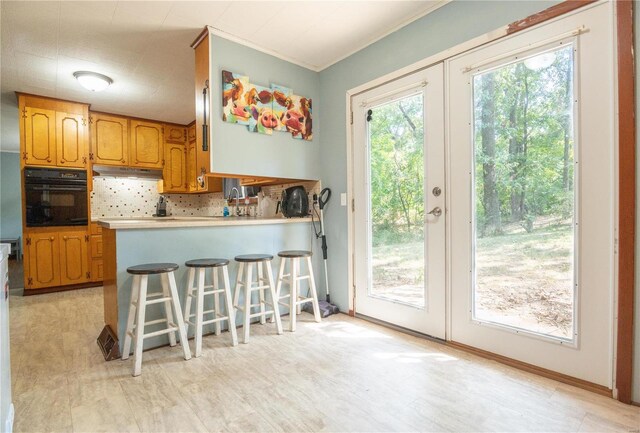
(279, 186, 309, 218)
(155, 195, 167, 217)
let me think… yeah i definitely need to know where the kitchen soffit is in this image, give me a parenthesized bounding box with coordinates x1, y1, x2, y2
(0, 1, 446, 152)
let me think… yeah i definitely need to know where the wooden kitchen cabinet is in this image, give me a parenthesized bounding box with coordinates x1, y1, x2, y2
(164, 124, 186, 144)
(57, 112, 88, 168)
(59, 230, 90, 285)
(25, 232, 61, 289)
(19, 94, 89, 169)
(130, 120, 163, 169)
(91, 113, 129, 166)
(187, 138, 197, 191)
(163, 143, 188, 192)
(23, 107, 57, 167)
(89, 223, 103, 283)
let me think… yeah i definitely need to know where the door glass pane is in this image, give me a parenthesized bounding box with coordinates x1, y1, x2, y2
(368, 93, 425, 308)
(472, 45, 575, 340)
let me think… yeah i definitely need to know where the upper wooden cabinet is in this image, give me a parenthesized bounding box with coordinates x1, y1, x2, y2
(57, 112, 88, 168)
(19, 94, 89, 168)
(163, 143, 187, 192)
(24, 107, 57, 167)
(130, 120, 163, 169)
(164, 124, 186, 144)
(193, 30, 211, 191)
(91, 113, 128, 166)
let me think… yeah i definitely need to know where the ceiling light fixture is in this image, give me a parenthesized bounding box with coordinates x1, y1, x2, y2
(73, 71, 113, 92)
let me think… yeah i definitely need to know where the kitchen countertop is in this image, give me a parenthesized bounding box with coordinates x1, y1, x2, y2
(97, 215, 313, 230)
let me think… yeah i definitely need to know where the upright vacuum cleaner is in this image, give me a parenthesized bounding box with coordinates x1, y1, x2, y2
(304, 188, 340, 317)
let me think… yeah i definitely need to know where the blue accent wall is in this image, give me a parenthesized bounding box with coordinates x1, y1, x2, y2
(209, 36, 321, 180)
(0, 152, 22, 243)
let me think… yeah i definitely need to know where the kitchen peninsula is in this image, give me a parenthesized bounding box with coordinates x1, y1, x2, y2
(100, 215, 321, 353)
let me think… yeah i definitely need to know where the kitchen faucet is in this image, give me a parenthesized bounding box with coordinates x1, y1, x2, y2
(230, 187, 241, 216)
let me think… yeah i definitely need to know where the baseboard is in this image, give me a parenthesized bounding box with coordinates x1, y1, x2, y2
(447, 341, 612, 398)
(23, 282, 102, 296)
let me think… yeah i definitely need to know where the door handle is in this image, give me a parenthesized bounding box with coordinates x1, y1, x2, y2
(427, 207, 442, 217)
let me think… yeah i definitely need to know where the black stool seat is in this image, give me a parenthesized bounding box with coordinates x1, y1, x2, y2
(278, 250, 312, 258)
(127, 263, 179, 275)
(185, 258, 229, 268)
(235, 254, 273, 262)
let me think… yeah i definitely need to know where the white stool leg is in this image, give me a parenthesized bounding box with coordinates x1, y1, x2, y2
(243, 263, 253, 343)
(160, 273, 177, 347)
(166, 271, 191, 360)
(194, 268, 205, 357)
(122, 275, 140, 360)
(222, 266, 238, 346)
(265, 260, 283, 335)
(213, 267, 221, 336)
(306, 257, 322, 322)
(296, 259, 302, 315)
(257, 262, 266, 325)
(133, 275, 148, 376)
(234, 263, 244, 309)
(289, 258, 298, 332)
(183, 267, 196, 332)
(272, 257, 286, 323)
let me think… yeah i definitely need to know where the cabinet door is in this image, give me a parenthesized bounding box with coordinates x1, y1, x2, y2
(25, 233, 60, 289)
(130, 120, 163, 169)
(24, 107, 57, 166)
(91, 114, 128, 166)
(187, 124, 196, 143)
(90, 234, 102, 259)
(57, 112, 88, 168)
(59, 231, 89, 285)
(164, 124, 186, 144)
(91, 259, 103, 282)
(164, 143, 187, 192)
(187, 142, 197, 191)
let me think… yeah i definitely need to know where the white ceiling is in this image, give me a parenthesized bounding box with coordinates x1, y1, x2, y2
(1, 1, 445, 152)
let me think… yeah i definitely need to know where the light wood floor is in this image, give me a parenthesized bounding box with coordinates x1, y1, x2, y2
(8, 287, 640, 433)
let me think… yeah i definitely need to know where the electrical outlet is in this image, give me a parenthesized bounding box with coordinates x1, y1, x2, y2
(341, 193, 347, 206)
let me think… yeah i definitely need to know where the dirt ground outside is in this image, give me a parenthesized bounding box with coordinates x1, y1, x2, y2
(371, 222, 574, 340)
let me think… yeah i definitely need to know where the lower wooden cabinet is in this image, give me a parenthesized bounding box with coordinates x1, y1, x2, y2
(24, 228, 92, 290)
(59, 230, 89, 286)
(90, 223, 103, 283)
(25, 232, 61, 289)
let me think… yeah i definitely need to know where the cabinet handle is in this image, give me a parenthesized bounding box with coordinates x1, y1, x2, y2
(50, 237, 55, 241)
(63, 236, 67, 240)
(202, 79, 209, 152)
(121, 159, 125, 163)
(60, 160, 65, 164)
(47, 158, 52, 163)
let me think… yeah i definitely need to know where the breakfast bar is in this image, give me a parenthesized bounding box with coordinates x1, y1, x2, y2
(99, 216, 320, 353)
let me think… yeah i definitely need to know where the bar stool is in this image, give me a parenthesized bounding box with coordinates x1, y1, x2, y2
(233, 254, 283, 343)
(183, 258, 238, 357)
(122, 263, 191, 376)
(275, 250, 321, 331)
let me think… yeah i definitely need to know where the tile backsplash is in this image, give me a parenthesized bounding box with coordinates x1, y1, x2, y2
(90, 177, 321, 220)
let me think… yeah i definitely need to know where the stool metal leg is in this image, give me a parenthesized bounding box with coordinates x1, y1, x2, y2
(194, 268, 205, 357)
(243, 263, 253, 343)
(167, 271, 192, 361)
(133, 275, 149, 377)
(212, 267, 221, 336)
(183, 267, 196, 331)
(306, 257, 322, 322)
(265, 260, 283, 335)
(289, 258, 298, 332)
(122, 274, 140, 360)
(257, 263, 266, 325)
(222, 266, 238, 346)
(160, 273, 177, 347)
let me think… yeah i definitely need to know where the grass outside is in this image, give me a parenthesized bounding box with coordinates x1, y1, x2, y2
(371, 221, 574, 339)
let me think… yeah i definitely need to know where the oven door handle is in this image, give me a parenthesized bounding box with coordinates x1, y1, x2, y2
(26, 185, 87, 192)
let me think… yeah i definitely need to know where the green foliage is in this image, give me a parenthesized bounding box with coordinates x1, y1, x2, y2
(474, 46, 575, 236)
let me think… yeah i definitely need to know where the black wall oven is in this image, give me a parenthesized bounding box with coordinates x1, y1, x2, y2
(24, 168, 88, 227)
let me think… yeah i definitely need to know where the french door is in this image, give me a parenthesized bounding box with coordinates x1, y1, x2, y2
(352, 2, 615, 388)
(352, 64, 446, 339)
(447, 3, 614, 387)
